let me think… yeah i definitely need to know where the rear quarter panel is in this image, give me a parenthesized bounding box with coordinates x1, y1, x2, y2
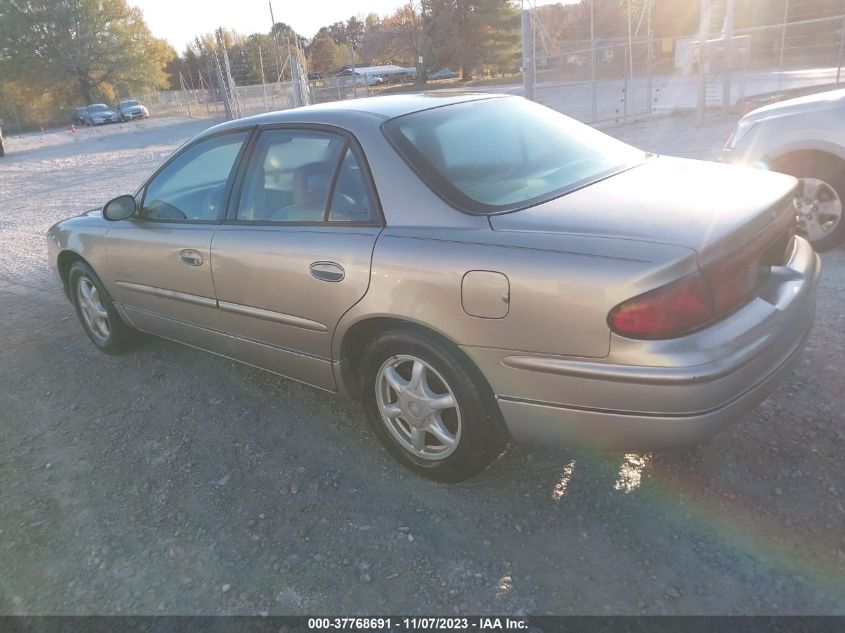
(334, 228, 698, 360)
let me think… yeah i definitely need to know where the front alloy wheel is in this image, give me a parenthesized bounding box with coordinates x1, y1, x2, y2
(68, 261, 138, 354)
(76, 276, 110, 345)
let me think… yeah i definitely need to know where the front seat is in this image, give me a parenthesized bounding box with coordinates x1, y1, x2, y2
(275, 162, 334, 222)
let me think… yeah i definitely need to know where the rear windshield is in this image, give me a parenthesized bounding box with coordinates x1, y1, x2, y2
(383, 97, 645, 214)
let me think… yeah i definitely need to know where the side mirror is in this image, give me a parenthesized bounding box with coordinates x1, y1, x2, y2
(103, 195, 137, 221)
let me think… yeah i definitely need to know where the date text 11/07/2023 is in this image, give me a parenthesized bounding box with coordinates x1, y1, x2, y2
(307, 617, 529, 630)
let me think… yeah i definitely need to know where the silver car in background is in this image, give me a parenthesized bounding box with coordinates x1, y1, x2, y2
(47, 94, 819, 481)
(117, 99, 149, 121)
(722, 88, 845, 250)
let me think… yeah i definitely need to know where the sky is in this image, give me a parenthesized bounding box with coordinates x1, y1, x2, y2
(127, 0, 572, 52)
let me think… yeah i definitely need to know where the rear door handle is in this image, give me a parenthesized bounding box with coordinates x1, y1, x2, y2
(180, 249, 204, 266)
(310, 261, 345, 282)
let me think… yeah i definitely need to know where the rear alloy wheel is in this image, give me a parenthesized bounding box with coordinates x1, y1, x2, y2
(69, 261, 139, 354)
(360, 329, 508, 482)
(375, 355, 462, 461)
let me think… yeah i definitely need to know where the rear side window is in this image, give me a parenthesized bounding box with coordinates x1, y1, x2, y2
(235, 129, 378, 224)
(383, 97, 644, 214)
(328, 148, 378, 222)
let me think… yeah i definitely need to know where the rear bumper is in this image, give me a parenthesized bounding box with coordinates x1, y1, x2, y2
(463, 237, 820, 450)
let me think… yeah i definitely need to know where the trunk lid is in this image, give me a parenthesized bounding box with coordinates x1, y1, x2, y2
(490, 156, 797, 266)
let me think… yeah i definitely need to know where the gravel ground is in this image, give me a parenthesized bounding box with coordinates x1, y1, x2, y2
(0, 113, 843, 615)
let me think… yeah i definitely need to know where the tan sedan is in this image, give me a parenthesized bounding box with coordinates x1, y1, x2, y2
(47, 94, 819, 481)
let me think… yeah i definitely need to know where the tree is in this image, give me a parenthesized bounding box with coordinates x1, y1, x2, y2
(307, 34, 352, 76)
(428, 0, 521, 80)
(0, 0, 173, 106)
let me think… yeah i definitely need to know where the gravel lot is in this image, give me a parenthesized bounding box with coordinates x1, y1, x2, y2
(1, 113, 843, 615)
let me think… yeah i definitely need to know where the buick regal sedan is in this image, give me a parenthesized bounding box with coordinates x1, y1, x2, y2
(47, 94, 820, 481)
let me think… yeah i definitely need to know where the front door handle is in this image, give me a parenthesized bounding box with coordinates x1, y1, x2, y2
(180, 249, 204, 266)
(310, 261, 345, 282)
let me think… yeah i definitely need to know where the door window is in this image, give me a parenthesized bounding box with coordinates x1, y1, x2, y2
(140, 131, 249, 222)
(236, 129, 378, 223)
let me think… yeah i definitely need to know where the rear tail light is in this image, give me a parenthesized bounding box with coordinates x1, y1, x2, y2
(609, 200, 796, 340)
(608, 272, 715, 340)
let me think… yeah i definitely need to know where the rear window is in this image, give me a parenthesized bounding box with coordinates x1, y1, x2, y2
(383, 97, 645, 214)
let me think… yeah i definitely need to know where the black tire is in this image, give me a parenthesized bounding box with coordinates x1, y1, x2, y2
(359, 328, 509, 482)
(776, 153, 845, 251)
(68, 261, 139, 355)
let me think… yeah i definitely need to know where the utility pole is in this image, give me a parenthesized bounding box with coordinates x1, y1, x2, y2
(521, 4, 534, 101)
(696, 0, 710, 125)
(722, 0, 736, 117)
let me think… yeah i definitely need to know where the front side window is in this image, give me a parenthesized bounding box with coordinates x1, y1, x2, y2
(140, 131, 248, 221)
(236, 129, 378, 223)
(383, 97, 645, 214)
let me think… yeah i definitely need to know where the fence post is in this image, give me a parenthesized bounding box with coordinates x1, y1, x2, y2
(838, 15, 845, 85)
(258, 44, 269, 112)
(213, 55, 233, 120)
(590, 0, 596, 122)
(722, 0, 736, 117)
(778, 0, 789, 92)
(522, 8, 535, 100)
(646, 0, 654, 116)
(696, 0, 710, 125)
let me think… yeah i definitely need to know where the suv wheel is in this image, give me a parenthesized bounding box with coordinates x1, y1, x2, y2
(777, 154, 845, 251)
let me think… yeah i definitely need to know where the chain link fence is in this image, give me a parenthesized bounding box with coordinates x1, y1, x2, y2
(528, 12, 843, 125)
(145, 13, 844, 126)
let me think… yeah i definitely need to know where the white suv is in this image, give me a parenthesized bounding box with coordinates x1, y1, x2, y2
(722, 88, 845, 250)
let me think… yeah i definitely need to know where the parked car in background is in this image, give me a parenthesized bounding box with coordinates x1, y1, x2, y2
(722, 88, 845, 250)
(47, 94, 819, 482)
(0, 117, 5, 157)
(116, 99, 149, 122)
(429, 68, 458, 80)
(356, 74, 384, 87)
(71, 107, 88, 126)
(81, 104, 120, 126)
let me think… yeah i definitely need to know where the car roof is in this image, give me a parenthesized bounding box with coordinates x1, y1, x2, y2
(236, 91, 504, 122)
(196, 92, 510, 141)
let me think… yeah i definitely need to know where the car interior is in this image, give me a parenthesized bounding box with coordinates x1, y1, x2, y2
(236, 132, 376, 223)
